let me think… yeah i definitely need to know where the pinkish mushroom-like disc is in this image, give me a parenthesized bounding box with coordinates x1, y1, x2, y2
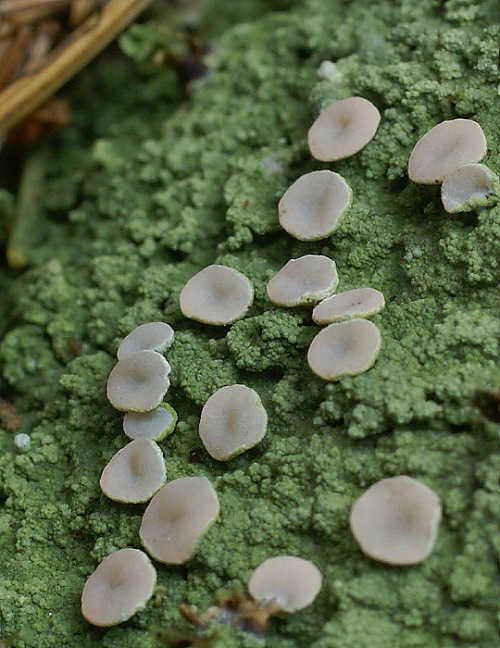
(123, 403, 177, 441)
(139, 476, 220, 564)
(248, 556, 322, 613)
(81, 548, 156, 627)
(266, 255, 338, 307)
(99, 439, 166, 503)
(307, 96, 381, 162)
(278, 170, 352, 241)
(312, 287, 385, 324)
(106, 350, 171, 412)
(307, 319, 381, 381)
(408, 119, 487, 184)
(179, 265, 254, 325)
(349, 476, 442, 565)
(117, 322, 174, 360)
(441, 163, 498, 213)
(199, 384, 267, 461)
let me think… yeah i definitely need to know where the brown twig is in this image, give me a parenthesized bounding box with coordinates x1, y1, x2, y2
(0, 0, 153, 134)
(69, 0, 99, 28)
(0, 23, 32, 90)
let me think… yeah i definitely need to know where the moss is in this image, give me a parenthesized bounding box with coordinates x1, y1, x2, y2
(0, 0, 499, 646)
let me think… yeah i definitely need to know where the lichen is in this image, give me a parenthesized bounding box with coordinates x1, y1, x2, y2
(0, 0, 498, 646)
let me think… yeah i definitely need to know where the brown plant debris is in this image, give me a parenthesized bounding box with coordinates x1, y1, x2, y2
(0, 0, 153, 133)
(179, 588, 282, 637)
(0, 397, 22, 431)
(473, 388, 500, 423)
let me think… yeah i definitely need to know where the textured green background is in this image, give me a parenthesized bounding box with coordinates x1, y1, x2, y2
(0, 0, 499, 646)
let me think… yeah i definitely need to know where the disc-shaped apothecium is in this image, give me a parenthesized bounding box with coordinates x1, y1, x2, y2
(139, 476, 220, 564)
(106, 350, 170, 412)
(99, 439, 166, 503)
(123, 403, 177, 441)
(441, 163, 497, 213)
(179, 265, 254, 325)
(307, 96, 381, 162)
(117, 321, 174, 360)
(408, 119, 487, 184)
(312, 287, 385, 324)
(307, 319, 382, 380)
(278, 170, 352, 241)
(248, 556, 322, 612)
(199, 384, 267, 460)
(81, 548, 156, 627)
(349, 475, 442, 565)
(266, 255, 339, 307)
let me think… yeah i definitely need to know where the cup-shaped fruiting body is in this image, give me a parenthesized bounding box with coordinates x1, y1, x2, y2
(441, 163, 498, 213)
(312, 287, 385, 324)
(349, 476, 442, 565)
(278, 170, 352, 241)
(123, 403, 177, 441)
(99, 439, 166, 503)
(106, 350, 171, 412)
(81, 548, 156, 627)
(198, 384, 267, 460)
(266, 255, 339, 307)
(307, 96, 381, 162)
(307, 319, 381, 381)
(139, 476, 220, 564)
(179, 264, 254, 325)
(248, 556, 322, 613)
(408, 119, 487, 184)
(117, 321, 174, 360)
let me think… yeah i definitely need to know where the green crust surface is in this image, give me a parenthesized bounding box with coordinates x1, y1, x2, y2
(0, 0, 499, 646)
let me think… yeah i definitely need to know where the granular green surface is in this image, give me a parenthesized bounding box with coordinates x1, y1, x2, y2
(0, 0, 499, 646)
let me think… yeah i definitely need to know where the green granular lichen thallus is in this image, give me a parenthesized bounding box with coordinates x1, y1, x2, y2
(0, 0, 498, 646)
